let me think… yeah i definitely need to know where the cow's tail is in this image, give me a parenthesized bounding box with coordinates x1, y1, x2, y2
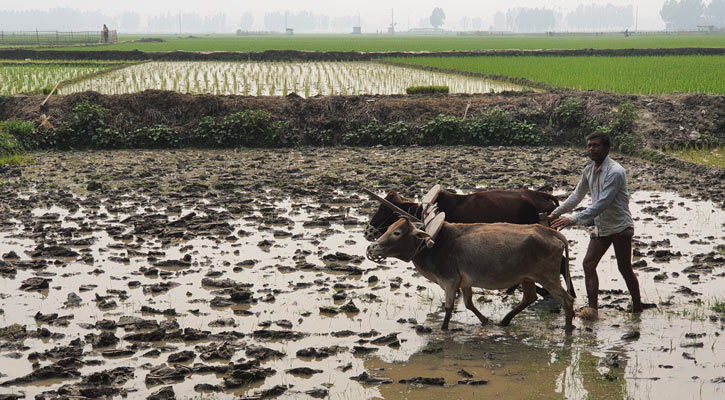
(554, 231, 575, 298)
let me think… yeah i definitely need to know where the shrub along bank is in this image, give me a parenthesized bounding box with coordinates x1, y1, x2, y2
(1, 98, 640, 151)
(1, 96, 720, 170)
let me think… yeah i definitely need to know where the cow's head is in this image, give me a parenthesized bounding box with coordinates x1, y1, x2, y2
(364, 190, 419, 242)
(366, 217, 431, 263)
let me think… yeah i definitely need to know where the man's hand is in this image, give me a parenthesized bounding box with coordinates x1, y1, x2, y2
(550, 216, 574, 230)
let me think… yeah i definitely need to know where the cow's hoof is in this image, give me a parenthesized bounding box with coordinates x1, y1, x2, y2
(577, 307, 598, 321)
(497, 320, 510, 327)
(440, 325, 449, 331)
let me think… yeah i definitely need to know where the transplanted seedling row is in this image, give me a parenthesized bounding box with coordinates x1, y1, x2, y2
(57, 61, 525, 97)
(0, 62, 112, 95)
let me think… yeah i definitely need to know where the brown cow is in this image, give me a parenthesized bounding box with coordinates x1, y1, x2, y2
(365, 188, 571, 298)
(364, 189, 560, 241)
(366, 218, 574, 332)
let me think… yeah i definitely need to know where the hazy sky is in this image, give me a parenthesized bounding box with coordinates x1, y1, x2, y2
(3, 1, 674, 30)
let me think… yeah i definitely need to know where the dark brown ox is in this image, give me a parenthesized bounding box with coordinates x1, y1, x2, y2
(364, 189, 560, 242)
(366, 218, 574, 331)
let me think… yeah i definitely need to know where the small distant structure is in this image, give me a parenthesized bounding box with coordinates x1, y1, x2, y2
(353, 13, 362, 35)
(285, 28, 294, 35)
(387, 8, 396, 34)
(697, 25, 715, 33)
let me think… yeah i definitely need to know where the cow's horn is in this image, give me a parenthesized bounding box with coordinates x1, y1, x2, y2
(362, 188, 422, 223)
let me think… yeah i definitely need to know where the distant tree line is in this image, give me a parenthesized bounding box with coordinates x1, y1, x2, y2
(0, 7, 225, 33)
(0, 7, 349, 33)
(491, 4, 635, 32)
(262, 11, 330, 32)
(660, 0, 725, 30)
(566, 4, 634, 31)
(0, 8, 111, 31)
(2, 2, 724, 34)
(147, 13, 226, 33)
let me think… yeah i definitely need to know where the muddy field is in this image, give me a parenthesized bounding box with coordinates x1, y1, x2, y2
(0, 146, 724, 399)
(0, 147, 725, 399)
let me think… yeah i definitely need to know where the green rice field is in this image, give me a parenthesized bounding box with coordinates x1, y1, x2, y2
(56, 61, 525, 96)
(386, 55, 725, 94)
(38, 33, 725, 52)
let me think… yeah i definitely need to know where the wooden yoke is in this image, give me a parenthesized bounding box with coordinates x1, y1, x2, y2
(362, 188, 422, 223)
(423, 212, 445, 248)
(421, 184, 440, 225)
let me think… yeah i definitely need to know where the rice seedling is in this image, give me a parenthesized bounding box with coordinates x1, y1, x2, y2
(0, 61, 116, 95)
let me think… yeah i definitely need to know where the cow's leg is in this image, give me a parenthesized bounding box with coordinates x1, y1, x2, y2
(500, 279, 537, 326)
(441, 284, 459, 331)
(461, 286, 489, 326)
(539, 279, 575, 332)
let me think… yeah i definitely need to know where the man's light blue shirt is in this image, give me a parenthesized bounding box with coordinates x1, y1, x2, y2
(552, 155, 633, 237)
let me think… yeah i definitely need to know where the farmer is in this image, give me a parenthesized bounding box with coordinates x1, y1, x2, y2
(102, 24, 109, 43)
(548, 131, 643, 320)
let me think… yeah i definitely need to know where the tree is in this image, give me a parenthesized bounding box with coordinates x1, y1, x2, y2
(660, 0, 705, 30)
(492, 12, 506, 30)
(566, 4, 634, 31)
(119, 12, 141, 32)
(239, 12, 254, 30)
(430, 7, 445, 29)
(707, 0, 725, 27)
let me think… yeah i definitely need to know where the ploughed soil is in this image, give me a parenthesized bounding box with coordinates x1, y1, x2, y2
(2, 90, 725, 152)
(0, 146, 724, 399)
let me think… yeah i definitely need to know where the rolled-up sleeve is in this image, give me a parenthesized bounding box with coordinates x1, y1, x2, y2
(572, 168, 624, 225)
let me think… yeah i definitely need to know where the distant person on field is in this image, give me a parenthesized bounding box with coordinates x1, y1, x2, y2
(102, 24, 109, 43)
(548, 131, 643, 320)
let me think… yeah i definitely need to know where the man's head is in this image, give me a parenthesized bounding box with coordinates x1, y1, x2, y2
(585, 131, 611, 165)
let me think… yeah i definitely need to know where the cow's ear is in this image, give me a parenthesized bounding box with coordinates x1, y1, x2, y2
(412, 228, 431, 242)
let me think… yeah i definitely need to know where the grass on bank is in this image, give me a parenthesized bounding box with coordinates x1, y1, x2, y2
(666, 144, 725, 169)
(386, 55, 725, 95)
(0, 153, 32, 167)
(32, 33, 725, 53)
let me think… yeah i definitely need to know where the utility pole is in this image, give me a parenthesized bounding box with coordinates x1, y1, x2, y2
(178, 10, 181, 34)
(389, 8, 395, 34)
(635, 6, 638, 32)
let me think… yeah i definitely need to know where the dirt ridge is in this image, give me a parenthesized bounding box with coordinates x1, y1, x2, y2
(2, 90, 723, 150)
(3, 48, 725, 62)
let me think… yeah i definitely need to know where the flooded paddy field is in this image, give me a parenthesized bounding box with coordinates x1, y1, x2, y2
(0, 146, 723, 399)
